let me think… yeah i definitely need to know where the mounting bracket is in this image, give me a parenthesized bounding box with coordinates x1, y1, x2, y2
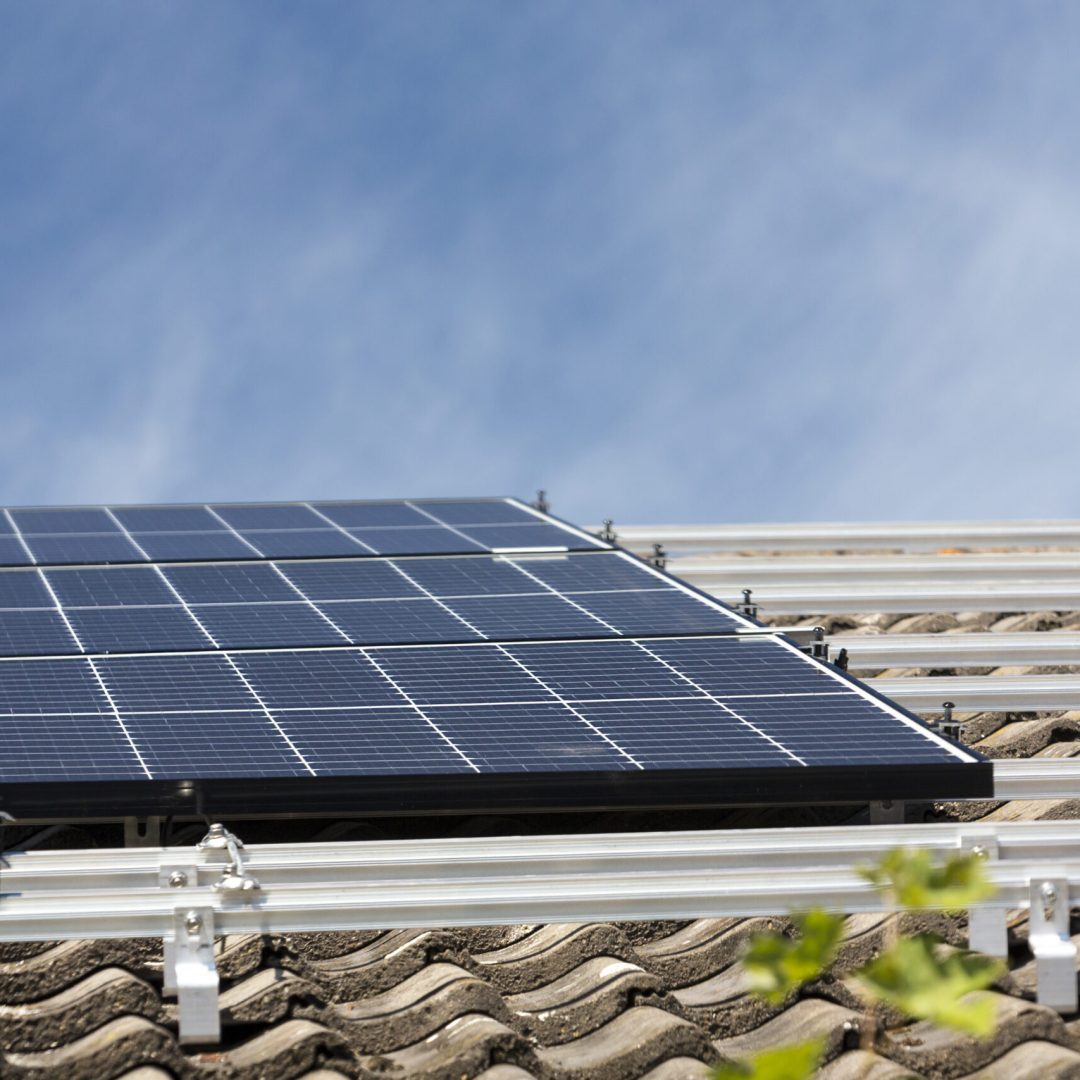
(962, 837, 1008, 957)
(168, 906, 220, 1044)
(1029, 877, 1078, 1012)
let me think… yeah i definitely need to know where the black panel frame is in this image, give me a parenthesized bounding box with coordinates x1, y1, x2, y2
(0, 759, 994, 819)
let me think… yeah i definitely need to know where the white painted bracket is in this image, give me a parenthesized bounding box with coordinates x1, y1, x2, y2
(1028, 877, 1078, 1012)
(170, 906, 220, 1044)
(963, 837, 1008, 957)
(159, 864, 198, 997)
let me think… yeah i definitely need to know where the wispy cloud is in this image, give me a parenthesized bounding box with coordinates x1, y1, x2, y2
(1, 2, 1078, 522)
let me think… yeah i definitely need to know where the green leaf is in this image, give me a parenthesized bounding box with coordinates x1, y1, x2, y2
(744, 909, 845, 1004)
(856, 934, 1005, 1036)
(859, 848, 996, 911)
(711, 1038, 824, 1080)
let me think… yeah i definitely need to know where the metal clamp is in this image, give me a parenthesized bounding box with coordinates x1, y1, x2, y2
(650, 543, 667, 570)
(598, 519, 617, 543)
(736, 588, 758, 619)
(1029, 877, 1078, 1012)
(197, 823, 260, 894)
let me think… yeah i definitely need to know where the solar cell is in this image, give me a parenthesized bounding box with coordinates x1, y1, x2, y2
(372, 645, 552, 706)
(509, 553, 668, 592)
(0, 715, 145, 781)
(12, 509, 120, 534)
(230, 649, 405, 709)
(193, 602, 345, 649)
(348, 527, 486, 555)
(573, 698, 799, 769)
(24, 535, 145, 565)
(573, 589, 743, 636)
(94, 653, 257, 712)
(163, 563, 298, 604)
(0, 658, 109, 715)
(240, 530, 368, 558)
(320, 598, 482, 644)
(211, 504, 325, 530)
(503, 639, 698, 701)
(277, 560, 422, 601)
(124, 711, 310, 777)
(275, 707, 473, 775)
(132, 532, 258, 560)
(45, 567, 176, 607)
(460, 523, 595, 550)
(0, 571, 54, 608)
(311, 502, 431, 528)
(0, 611, 80, 656)
(447, 594, 609, 640)
(398, 557, 544, 596)
(0, 538, 33, 565)
(412, 499, 538, 525)
(65, 607, 210, 654)
(111, 506, 222, 531)
(425, 701, 635, 771)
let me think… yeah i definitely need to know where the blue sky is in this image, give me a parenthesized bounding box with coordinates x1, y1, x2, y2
(1, 2, 1078, 525)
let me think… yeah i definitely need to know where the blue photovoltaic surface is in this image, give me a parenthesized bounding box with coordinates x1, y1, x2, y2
(412, 500, 539, 525)
(12, 509, 120, 533)
(45, 567, 176, 607)
(0, 496, 981, 807)
(124, 711, 309, 778)
(348, 527, 487, 555)
(275, 707, 472, 775)
(132, 533, 258, 561)
(0, 611, 79, 656)
(65, 607, 211, 654)
(425, 701, 635, 771)
(448, 594, 608, 639)
(193, 603, 345, 649)
(319, 599, 481, 644)
(112, 506, 223, 532)
(0, 572, 53, 608)
(24, 535, 144, 565)
(0, 538, 32, 565)
(0, 715, 145, 781)
(312, 502, 430, 527)
(163, 563, 299, 604)
(240, 530, 368, 558)
(276, 560, 422, 601)
(230, 649, 406, 709)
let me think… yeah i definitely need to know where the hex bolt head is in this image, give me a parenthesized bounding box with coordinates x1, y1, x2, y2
(184, 911, 203, 935)
(168, 871, 189, 888)
(1041, 881, 1058, 919)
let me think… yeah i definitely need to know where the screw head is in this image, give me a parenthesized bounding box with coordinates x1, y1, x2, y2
(184, 911, 202, 935)
(167, 870, 188, 888)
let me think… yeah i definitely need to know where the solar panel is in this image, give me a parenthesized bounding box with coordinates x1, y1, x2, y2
(0, 496, 991, 818)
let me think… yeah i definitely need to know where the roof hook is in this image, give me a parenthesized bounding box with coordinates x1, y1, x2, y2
(532, 490, 550, 514)
(598, 519, 617, 544)
(650, 543, 667, 570)
(737, 588, 758, 619)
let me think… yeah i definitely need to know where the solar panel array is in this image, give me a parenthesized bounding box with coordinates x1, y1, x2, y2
(0, 496, 990, 817)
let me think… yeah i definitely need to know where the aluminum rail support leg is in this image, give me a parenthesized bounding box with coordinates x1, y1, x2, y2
(964, 838, 1008, 958)
(1029, 878, 1078, 1012)
(166, 906, 220, 1045)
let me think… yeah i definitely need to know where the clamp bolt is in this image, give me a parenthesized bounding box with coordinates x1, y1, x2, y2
(168, 871, 189, 888)
(184, 911, 203, 936)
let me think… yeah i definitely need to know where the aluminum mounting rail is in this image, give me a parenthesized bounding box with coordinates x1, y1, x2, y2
(870, 674, 1080, 713)
(671, 552, 1080, 582)
(602, 519, 1080, 554)
(693, 579, 1080, 614)
(994, 759, 1080, 800)
(830, 632, 1080, 671)
(3, 817, 1079, 1037)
